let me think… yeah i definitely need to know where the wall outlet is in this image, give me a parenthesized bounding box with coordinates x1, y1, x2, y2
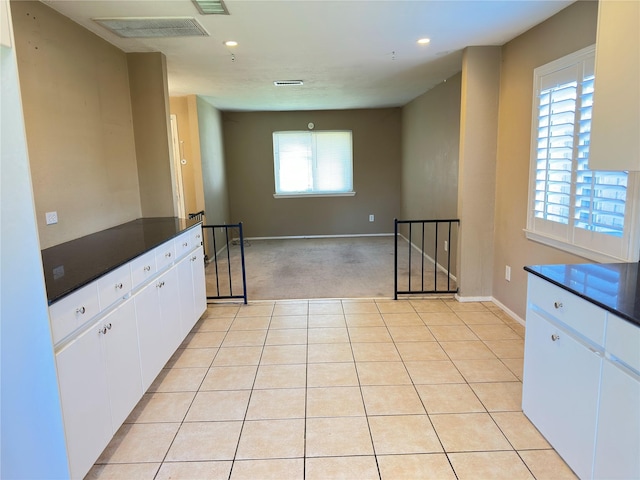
(505, 265, 511, 282)
(444, 240, 448, 252)
(369, 214, 374, 222)
(45, 211, 58, 225)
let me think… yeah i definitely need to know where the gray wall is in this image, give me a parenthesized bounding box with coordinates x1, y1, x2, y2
(222, 109, 401, 238)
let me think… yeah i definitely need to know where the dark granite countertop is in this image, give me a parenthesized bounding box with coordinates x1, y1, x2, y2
(42, 217, 201, 305)
(525, 263, 640, 327)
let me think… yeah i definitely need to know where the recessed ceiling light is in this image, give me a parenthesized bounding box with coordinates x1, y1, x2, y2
(224, 40, 238, 47)
(417, 38, 431, 45)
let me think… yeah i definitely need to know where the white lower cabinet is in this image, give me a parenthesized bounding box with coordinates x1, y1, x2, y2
(134, 267, 182, 391)
(524, 273, 640, 480)
(522, 310, 602, 480)
(56, 299, 140, 479)
(594, 360, 640, 479)
(52, 225, 207, 478)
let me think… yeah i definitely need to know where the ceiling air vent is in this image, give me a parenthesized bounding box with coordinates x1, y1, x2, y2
(192, 0, 229, 15)
(93, 17, 209, 38)
(274, 80, 304, 86)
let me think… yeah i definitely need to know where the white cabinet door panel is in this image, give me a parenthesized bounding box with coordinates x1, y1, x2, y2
(594, 361, 640, 480)
(134, 280, 166, 391)
(56, 323, 111, 479)
(192, 246, 207, 320)
(102, 300, 143, 430)
(159, 267, 183, 354)
(177, 255, 196, 337)
(523, 311, 602, 480)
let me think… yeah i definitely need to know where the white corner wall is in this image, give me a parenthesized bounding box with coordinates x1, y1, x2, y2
(0, 2, 69, 476)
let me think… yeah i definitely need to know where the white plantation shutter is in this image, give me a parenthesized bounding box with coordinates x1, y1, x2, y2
(273, 131, 353, 195)
(527, 45, 639, 262)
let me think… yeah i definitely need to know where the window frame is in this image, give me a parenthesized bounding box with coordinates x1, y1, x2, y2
(272, 130, 355, 198)
(525, 45, 640, 263)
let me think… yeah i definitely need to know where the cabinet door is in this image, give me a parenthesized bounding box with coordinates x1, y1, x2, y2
(134, 280, 165, 391)
(102, 300, 143, 431)
(594, 361, 640, 480)
(522, 311, 602, 480)
(56, 324, 111, 479)
(177, 254, 196, 337)
(159, 267, 183, 354)
(191, 246, 207, 320)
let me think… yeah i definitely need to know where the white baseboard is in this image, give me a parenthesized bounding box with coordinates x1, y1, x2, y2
(454, 294, 493, 303)
(397, 234, 457, 283)
(246, 233, 394, 241)
(490, 297, 526, 326)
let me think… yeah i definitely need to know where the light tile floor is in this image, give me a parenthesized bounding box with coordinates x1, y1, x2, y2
(87, 298, 578, 480)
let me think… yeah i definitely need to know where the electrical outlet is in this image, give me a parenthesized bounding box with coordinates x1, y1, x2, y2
(505, 265, 511, 282)
(369, 214, 374, 222)
(444, 240, 448, 252)
(45, 211, 58, 225)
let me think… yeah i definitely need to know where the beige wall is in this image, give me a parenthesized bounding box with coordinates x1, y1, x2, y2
(222, 109, 401, 238)
(196, 96, 230, 227)
(169, 95, 206, 216)
(457, 46, 501, 299)
(127, 52, 175, 218)
(400, 73, 461, 274)
(401, 74, 461, 221)
(12, 1, 141, 248)
(492, 0, 599, 319)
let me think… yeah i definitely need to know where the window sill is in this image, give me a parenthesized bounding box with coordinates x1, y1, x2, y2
(273, 192, 356, 199)
(524, 229, 633, 263)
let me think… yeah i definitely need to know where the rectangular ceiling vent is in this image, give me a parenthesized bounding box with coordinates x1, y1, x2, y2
(274, 80, 304, 86)
(93, 17, 209, 38)
(192, 0, 229, 15)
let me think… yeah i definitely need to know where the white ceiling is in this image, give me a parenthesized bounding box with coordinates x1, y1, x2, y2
(41, 0, 575, 111)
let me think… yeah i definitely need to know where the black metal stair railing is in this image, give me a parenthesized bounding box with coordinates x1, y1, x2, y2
(394, 218, 460, 299)
(202, 222, 248, 305)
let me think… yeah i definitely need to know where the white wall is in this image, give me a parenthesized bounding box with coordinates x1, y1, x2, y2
(0, 1, 69, 476)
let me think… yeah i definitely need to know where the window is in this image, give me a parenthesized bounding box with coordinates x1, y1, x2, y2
(273, 130, 354, 197)
(526, 45, 639, 262)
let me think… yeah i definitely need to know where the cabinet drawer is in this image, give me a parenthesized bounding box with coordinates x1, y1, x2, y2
(130, 250, 157, 289)
(97, 264, 131, 310)
(155, 240, 176, 270)
(174, 231, 192, 259)
(606, 314, 640, 373)
(527, 274, 606, 345)
(191, 226, 203, 247)
(49, 283, 100, 345)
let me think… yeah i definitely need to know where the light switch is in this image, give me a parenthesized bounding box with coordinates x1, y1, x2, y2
(46, 211, 58, 225)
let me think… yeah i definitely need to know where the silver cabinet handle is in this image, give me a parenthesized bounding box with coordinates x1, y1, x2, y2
(144, 265, 151, 272)
(76, 306, 86, 315)
(157, 281, 165, 288)
(165, 252, 172, 258)
(553, 301, 563, 309)
(106, 323, 112, 330)
(115, 282, 123, 290)
(196, 234, 201, 239)
(551, 334, 560, 341)
(99, 326, 107, 335)
(191, 255, 197, 261)
(183, 242, 188, 247)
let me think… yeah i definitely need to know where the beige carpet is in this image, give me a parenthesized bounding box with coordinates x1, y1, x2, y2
(205, 236, 455, 301)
